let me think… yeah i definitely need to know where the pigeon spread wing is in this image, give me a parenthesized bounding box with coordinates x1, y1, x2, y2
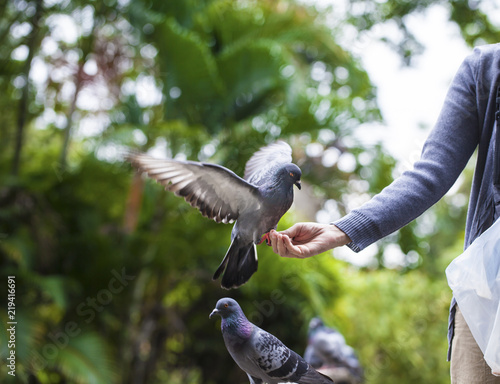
(251, 330, 334, 383)
(129, 154, 261, 223)
(243, 141, 293, 186)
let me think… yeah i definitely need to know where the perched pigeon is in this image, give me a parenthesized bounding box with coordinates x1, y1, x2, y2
(304, 318, 363, 383)
(128, 141, 301, 289)
(210, 298, 334, 384)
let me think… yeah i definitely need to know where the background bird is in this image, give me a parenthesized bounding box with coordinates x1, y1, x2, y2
(304, 318, 363, 384)
(210, 297, 334, 384)
(128, 141, 301, 289)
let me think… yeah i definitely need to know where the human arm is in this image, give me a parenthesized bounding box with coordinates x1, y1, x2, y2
(271, 48, 483, 257)
(332, 48, 481, 251)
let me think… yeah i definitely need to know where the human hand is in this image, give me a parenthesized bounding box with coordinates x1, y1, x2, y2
(268, 223, 351, 259)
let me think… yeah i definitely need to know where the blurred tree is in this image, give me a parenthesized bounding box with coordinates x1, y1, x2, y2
(11, 0, 43, 177)
(345, 0, 499, 64)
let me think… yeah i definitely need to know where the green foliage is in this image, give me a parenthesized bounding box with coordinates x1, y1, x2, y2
(134, 0, 379, 136)
(336, 268, 452, 384)
(41, 332, 117, 384)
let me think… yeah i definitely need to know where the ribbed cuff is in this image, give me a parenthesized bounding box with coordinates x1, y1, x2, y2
(333, 210, 383, 253)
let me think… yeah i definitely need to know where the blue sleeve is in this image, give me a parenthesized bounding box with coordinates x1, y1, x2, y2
(334, 49, 481, 252)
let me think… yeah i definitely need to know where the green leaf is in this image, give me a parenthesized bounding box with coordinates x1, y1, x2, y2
(36, 276, 69, 312)
(53, 333, 117, 384)
(157, 18, 225, 126)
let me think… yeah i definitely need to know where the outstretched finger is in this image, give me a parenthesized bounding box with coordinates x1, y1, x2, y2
(275, 233, 291, 257)
(280, 234, 306, 259)
(269, 230, 280, 254)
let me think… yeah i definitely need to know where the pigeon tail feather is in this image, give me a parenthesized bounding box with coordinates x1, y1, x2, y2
(297, 370, 335, 383)
(247, 374, 264, 384)
(213, 238, 258, 289)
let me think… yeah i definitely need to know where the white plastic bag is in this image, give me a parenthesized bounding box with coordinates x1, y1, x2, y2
(446, 217, 500, 376)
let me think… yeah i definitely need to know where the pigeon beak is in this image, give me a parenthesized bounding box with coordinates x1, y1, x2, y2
(209, 308, 219, 319)
(295, 180, 301, 190)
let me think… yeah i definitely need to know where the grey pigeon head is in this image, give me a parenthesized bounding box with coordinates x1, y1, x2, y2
(209, 297, 242, 320)
(280, 163, 302, 190)
(308, 317, 324, 333)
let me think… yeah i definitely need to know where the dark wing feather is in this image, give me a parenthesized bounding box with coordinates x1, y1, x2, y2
(129, 153, 261, 223)
(253, 331, 292, 376)
(296, 370, 335, 384)
(244, 141, 293, 186)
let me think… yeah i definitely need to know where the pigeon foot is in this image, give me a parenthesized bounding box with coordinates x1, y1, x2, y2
(258, 232, 271, 246)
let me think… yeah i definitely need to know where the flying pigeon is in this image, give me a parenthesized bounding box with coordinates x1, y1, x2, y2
(210, 298, 334, 384)
(304, 318, 363, 383)
(128, 141, 301, 289)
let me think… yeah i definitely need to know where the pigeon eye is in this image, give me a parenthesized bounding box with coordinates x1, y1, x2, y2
(289, 172, 294, 177)
(224, 303, 229, 308)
